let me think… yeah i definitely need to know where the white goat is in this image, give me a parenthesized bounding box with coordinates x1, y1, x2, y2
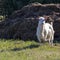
(36, 17, 54, 45)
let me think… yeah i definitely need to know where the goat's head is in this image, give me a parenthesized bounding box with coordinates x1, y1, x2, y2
(39, 17, 45, 24)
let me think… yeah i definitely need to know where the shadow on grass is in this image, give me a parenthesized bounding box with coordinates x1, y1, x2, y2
(10, 44, 39, 51)
(0, 44, 40, 52)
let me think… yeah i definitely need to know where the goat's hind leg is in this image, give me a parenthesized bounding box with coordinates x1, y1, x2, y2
(48, 34, 52, 45)
(48, 36, 54, 46)
(51, 35, 54, 46)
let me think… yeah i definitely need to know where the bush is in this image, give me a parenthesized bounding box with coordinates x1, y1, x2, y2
(0, 15, 5, 21)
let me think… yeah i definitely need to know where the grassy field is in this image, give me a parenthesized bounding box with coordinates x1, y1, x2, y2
(0, 39, 60, 60)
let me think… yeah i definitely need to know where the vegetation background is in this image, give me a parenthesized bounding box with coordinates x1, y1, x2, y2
(0, 0, 60, 16)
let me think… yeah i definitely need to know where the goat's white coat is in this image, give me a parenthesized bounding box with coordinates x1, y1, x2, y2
(36, 17, 54, 45)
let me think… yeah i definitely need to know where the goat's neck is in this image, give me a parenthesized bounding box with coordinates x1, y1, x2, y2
(38, 23, 45, 32)
(42, 24, 44, 31)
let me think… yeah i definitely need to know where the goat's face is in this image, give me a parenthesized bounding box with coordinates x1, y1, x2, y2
(38, 17, 45, 24)
(39, 19, 45, 24)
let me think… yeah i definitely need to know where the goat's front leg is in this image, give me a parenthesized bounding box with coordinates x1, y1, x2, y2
(38, 36, 41, 43)
(37, 35, 41, 43)
(48, 38, 53, 46)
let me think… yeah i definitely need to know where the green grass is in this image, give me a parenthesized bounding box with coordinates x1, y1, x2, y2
(0, 39, 60, 60)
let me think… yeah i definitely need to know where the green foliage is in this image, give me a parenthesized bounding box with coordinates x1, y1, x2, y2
(0, 15, 5, 21)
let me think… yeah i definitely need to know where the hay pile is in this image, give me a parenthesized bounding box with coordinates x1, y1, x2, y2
(0, 2, 60, 41)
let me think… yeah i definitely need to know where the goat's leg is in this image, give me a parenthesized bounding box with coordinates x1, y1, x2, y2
(43, 30, 47, 41)
(44, 34, 47, 41)
(51, 40, 53, 46)
(49, 39, 51, 45)
(48, 34, 52, 45)
(50, 29, 54, 46)
(48, 35, 54, 46)
(37, 35, 41, 43)
(51, 35, 54, 46)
